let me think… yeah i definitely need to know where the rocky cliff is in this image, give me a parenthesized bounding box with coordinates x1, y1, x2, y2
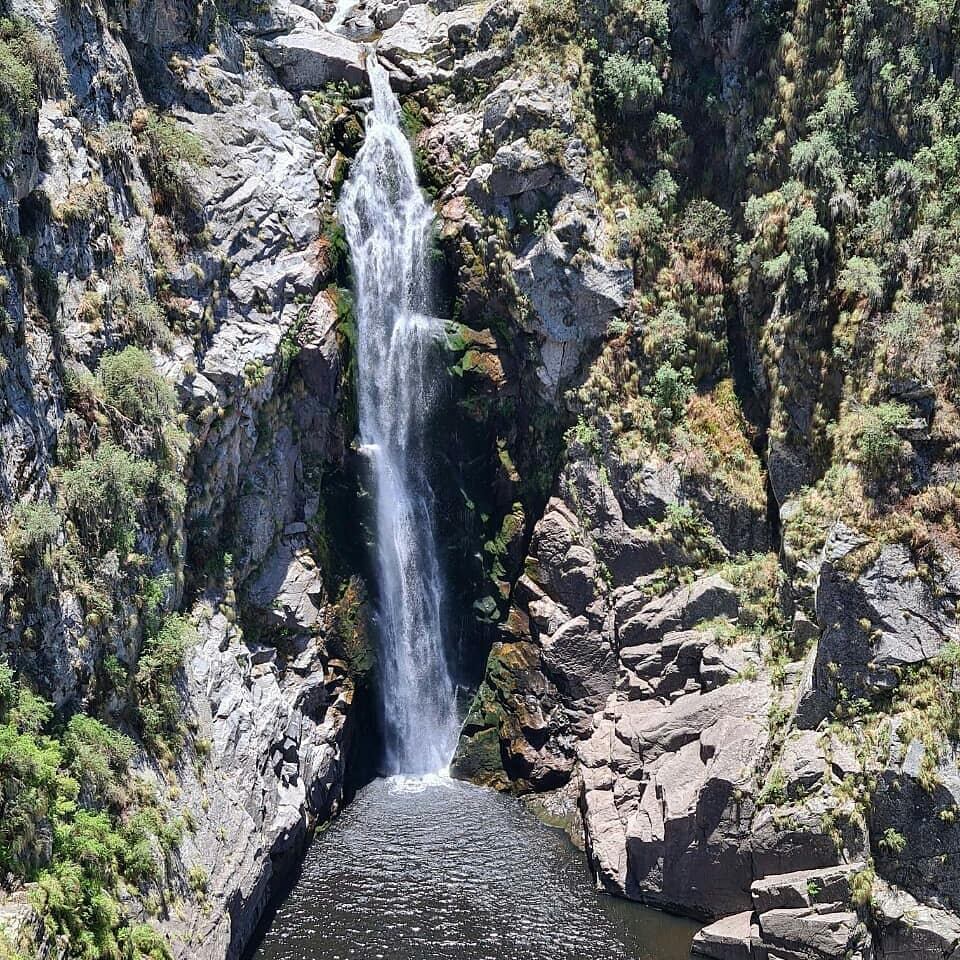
(440, 1, 960, 959)
(0, 0, 362, 954)
(2, 0, 960, 958)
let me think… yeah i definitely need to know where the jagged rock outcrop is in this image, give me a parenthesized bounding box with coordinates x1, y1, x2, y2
(797, 524, 960, 727)
(165, 604, 353, 959)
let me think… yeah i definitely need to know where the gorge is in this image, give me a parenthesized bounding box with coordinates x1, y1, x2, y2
(1, 0, 960, 959)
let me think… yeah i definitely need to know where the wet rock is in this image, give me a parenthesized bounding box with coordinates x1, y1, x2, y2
(297, 289, 341, 402)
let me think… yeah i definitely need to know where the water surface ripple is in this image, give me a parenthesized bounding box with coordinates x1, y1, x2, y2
(252, 777, 699, 960)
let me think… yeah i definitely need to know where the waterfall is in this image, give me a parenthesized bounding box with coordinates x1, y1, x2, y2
(337, 54, 459, 775)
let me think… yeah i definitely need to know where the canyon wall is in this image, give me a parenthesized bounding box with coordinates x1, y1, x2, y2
(1, 0, 959, 958)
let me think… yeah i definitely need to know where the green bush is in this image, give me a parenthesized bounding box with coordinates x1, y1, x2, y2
(63, 715, 135, 809)
(61, 443, 156, 555)
(0, 664, 171, 960)
(6, 500, 60, 561)
(602, 55, 663, 112)
(878, 827, 907, 855)
(521, 0, 579, 42)
(617, 0, 670, 39)
(528, 127, 567, 165)
(0, 718, 68, 876)
(649, 363, 693, 424)
(790, 131, 842, 186)
(679, 199, 733, 257)
(785, 206, 829, 260)
(0, 29, 36, 121)
(97, 347, 177, 429)
(838, 256, 883, 304)
(136, 614, 196, 749)
(136, 110, 205, 210)
(856, 402, 910, 475)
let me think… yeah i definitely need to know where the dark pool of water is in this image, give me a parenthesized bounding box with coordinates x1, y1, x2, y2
(251, 775, 699, 960)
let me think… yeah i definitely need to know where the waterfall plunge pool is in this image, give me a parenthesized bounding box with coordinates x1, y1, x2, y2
(249, 776, 700, 960)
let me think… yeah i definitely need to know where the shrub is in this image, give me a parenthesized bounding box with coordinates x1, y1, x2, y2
(6, 500, 60, 561)
(0, 719, 67, 875)
(838, 256, 883, 304)
(0, 664, 171, 960)
(648, 363, 693, 424)
(618, 0, 670, 39)
(54, 177, 110, 225)
(97, 347, 177, 429)
(785, 206, 829, 260)
(0, 19, 64, 96)
(679, 199, 733, 257)
(0, 25, 37, 121)
(883, 299, 924, 353)
(790, 131, 842, 186)
(136, 614, 196, 749)
(646, 304, 687, 364)
(187, 864, 208, 895)
(120, 923, 171, 960)
(521, 0, 579, 42)
(63, 715, 135, 809)
(878, 827, 907, 855)
(602, 55, 663, 112)
(61, 443, 156, 555)
(850, 864, 876, 907)
(855, 402, 910, 475)
(528, 127, 567, 165)
(757, 766, 788, 805)
(134, 109, 205, 225)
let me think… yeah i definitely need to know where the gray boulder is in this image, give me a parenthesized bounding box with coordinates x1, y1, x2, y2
(481, 76, 574, 146)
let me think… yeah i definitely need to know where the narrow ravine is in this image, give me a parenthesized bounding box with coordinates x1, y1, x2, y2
(249, 53, 700, 960)
(338, 54, 458, 775)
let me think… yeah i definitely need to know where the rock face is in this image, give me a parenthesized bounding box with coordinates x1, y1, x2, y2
(437, 68, 635, 397)
(797, 525, 960, 727)
(170, 609, 353, 960)
(452, 452, 690, 791)
(0, 0, 361, 953)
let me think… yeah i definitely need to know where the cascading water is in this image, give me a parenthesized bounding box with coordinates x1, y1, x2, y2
(338, 53, 459, 775)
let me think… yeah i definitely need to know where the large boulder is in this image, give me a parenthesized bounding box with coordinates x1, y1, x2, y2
(581, 679, 772, 917)
(870, 734, 960, 912)
(481, 76, 574, 146)
(258, 26, 366, 88)
(511, 197, 633, 394)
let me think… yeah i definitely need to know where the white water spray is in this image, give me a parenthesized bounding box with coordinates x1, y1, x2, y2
(338, 55, 458, 775)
